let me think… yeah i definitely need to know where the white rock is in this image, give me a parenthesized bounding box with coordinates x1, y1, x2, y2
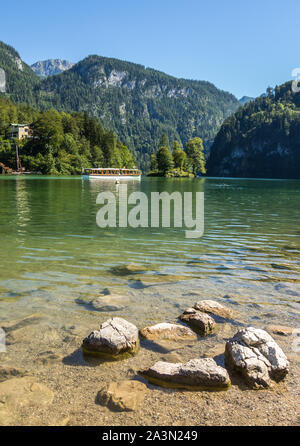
(140, 322, 197, 340)
(140, 358, 230, 389)
(225, 327, 289, 388)
(194, 300, 233, 319)
(82, 317, 138, 356)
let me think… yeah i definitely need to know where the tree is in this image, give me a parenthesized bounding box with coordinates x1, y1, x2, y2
(156, 146, 174, 174)
(185, 137, 206, 175)
(159, 133, 169, 149)
(171, 140, 182, 152)
(150, 153, 158, 171)
(173, 149, 186, 170)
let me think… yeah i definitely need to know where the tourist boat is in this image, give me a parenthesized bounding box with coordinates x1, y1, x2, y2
(81, 167, 141, 180)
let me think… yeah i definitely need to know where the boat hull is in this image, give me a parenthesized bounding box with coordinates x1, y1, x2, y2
(82, 175, 141, 180)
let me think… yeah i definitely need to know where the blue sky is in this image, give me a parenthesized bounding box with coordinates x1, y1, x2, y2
(1, 0, 299, 98)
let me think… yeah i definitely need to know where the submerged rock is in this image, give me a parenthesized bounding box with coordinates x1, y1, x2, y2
(111, 263, 149, 275)
(97, 380, 149, 411)
(204, 344, 225, 358)
(266, 325, 294, 337)
(140, 323, 197, 341)
(140, 358, 230, 390)
(179, 308, 215, 335)
(0, 366, 26, 382)
(82, 317, 139, 357)
(193, 300, 233, 319)
(90, 293, 131, 312)
(225, 327, 289, 388)
(0, 377, 54, 409)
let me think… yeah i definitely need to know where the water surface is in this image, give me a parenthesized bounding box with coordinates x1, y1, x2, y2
(0, 176, 299, 327)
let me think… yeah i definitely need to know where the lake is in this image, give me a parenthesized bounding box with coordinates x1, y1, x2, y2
(0, 176, 299, 425)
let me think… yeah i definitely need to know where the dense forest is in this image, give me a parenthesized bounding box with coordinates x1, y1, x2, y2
(0, 40, 240, 171)
(149, 134, 206, 177)
(207, 82, 300, 178)
(0, 96, 136, 174)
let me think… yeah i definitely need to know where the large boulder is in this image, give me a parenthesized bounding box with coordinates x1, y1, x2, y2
(97, 380, 149, 411)
(225, 327, 289, 388)
(179, 308, 215, 335)
(140, 358, 230, 390)
(82, 317, 139, 357)
(140, 323, 197, 341)
(193, 300, 233, 319)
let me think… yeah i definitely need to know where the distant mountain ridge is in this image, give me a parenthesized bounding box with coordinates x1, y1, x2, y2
(31, 59, 75, 77)
(0, 40, 240, 170)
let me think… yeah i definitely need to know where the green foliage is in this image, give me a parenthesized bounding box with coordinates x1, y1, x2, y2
(185, 137, 206, 175)
(150, 135, 205, 177)
(156, 145, 174, 175)
(0, 96, 136, 174)
(207, 82, 300, 178)
(0, 41, 240, 171)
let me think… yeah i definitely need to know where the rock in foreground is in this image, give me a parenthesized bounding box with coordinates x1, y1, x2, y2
(140, 323, 197, 341)
(97, 380, 149, 411)
(82, 317, 139, 357)
(179, 308, 215, 335)
(194, 300, 233, 319)
(140, 358, 230, 390)
(225, 327, 289, 388)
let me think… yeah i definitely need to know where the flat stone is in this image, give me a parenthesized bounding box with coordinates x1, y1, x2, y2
(0, 377, 54, 409)
(179, 309, 215, 335)
(82, 317, 139, 357)
(111, 263, 149, 275)
(266, 325, 294, 337)
(97, 380, 149, 411)
(225, 327, 289, 388)
(140, 358, 230, 390)
(90, 294, 131, 312)
(193, 300, 233, 319)
(140, 323, 197, 341)
(0, 366, 26, 382)
(160, 352, 183, 363)
(1, 314, 42, 333)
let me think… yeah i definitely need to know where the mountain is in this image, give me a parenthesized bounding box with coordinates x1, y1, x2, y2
(207, 82, 300, 179)
(35, 56, 240, 169)
(31, 59, 74, 77)
(0, 41, 40, 104)
(0, 41, 240, 170)
(239, 96, 254, 105)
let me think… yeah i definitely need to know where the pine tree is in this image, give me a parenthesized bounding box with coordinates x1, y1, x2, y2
(185, 137, 206, 175)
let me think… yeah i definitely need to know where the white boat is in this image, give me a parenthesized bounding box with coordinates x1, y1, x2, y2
(82, 167, 141, 180)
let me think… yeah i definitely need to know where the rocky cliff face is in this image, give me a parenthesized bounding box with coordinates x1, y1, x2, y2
(31, 59, 74, 77)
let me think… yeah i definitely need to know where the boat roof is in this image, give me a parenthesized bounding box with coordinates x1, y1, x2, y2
(84, 167, 139, 170)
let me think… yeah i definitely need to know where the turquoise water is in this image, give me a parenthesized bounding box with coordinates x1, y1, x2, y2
(0, 176, 299, 327)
